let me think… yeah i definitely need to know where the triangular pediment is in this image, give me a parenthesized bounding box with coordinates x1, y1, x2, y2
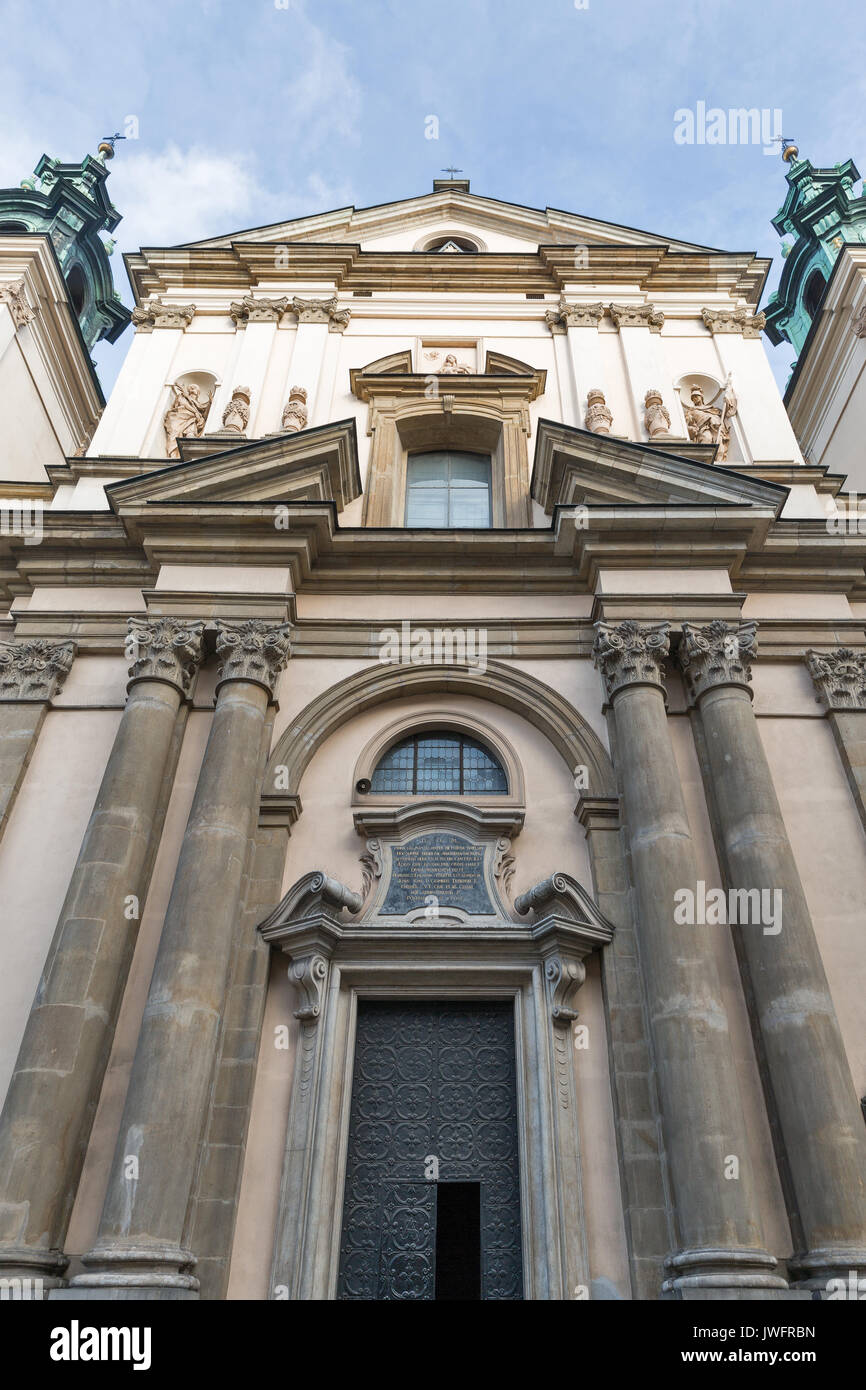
(106, 420, 361, 513)
(532, 419, 787, 515)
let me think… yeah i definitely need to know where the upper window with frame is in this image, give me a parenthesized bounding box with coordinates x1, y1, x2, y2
(370, 731, 508, 795)
(405, 450, 492, 528)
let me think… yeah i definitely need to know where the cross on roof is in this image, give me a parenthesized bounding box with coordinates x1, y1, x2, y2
(441, 167, 463, 179)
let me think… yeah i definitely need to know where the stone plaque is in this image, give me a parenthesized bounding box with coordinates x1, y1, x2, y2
(380, 832, 494, 916)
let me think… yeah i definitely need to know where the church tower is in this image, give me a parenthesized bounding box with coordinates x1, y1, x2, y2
(764, 137, 866, 357)
(0, 138, 130, 350)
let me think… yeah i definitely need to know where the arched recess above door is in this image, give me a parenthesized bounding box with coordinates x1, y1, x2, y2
(261, 657, 615, 822)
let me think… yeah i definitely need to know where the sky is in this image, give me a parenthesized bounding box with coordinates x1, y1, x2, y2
(1, 0, 864, 394)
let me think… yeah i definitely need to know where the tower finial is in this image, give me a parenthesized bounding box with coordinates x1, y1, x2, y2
(780, 135, 799, 164)
(97, 132, 126, 162)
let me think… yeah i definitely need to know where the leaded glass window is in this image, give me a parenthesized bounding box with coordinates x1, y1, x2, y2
(370, 732, 508, 795)
(405, 451, 492, 528)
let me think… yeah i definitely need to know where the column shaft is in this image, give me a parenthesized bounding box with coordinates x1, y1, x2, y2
(0, 617, 202, 1282)
(595, 620, 784, 1295)
(684, 626, 866, 1287)
(69, 620, 290, 1297)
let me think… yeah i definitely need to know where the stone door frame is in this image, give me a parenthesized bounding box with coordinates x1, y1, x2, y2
(261, 920, 599, 1301)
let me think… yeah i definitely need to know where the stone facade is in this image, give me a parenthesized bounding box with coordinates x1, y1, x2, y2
(0, 179, 864, 1302)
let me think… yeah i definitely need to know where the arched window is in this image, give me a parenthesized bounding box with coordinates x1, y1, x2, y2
(66, 263, 88, 318)
(803, 267, 827, 320)
(405, 450, 491, 527)
(370, 731, 508, 795)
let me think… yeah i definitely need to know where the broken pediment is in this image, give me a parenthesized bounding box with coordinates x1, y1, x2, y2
(106, 419, 361, 513)
(531, 419, 787, 516)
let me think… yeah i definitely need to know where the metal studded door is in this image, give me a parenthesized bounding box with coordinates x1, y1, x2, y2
(337, 1000, 523, 1300)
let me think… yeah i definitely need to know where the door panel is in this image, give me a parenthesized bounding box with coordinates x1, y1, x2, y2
(337, 1000, 523, 1300)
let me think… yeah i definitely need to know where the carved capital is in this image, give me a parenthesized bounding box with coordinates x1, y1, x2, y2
(608, 302, 664, 333)
(0, 640, 75, 701)
(288, 952, 329, 1022)
(545, 299, 604, 332)
(126, 617, 205, 698)
(290, 295, 351, 331)
(0, 278, 37, 328)
(229, 295, 289, 326)
(214, 619, 292, 698)
(806, 647, 866, 711)
(131, 297, 196, 332)
(701, 306, 766, 339)
(593, 620, 671, 700)
(544, 953, 586, 1027)
(679, 620, 757, 703)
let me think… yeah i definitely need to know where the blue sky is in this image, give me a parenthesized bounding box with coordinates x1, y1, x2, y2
(1, 0, 864, 393)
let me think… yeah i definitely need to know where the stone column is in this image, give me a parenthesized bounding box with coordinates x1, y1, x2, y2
(0, 640, 75, 845)
(806, 647, 866, 832)
(67, 619, 291, 1299)
(0, 618, 203, 1284)
(593, 620, 785, 1296)
(681, 621, 866, 1289)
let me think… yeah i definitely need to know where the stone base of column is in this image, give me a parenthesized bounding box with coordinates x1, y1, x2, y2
(60, 1243, 199, 1299)
(788, 1247, 866, 1292)
(662, 1247, 792, 1298)
(0, 1243, 68, 1288)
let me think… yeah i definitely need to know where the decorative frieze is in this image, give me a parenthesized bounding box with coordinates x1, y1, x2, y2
(0, 278, 36, 328)
(0, 639, 75, 701)
(544, 299, 605, 332)
(608, 302, 664, 333)
(584, 387, 613, 434)
(592, 620, 671, 700)
(131, 297, 196, 332)
(701, 306, 766, 338)
(290, 295, 351, 332)
(679, 620, 757, 703)
(214, 619, 292, 698)
(126, 617, 205, 698)
(806, 647, 866, 711)
(229, 295, 289, 326)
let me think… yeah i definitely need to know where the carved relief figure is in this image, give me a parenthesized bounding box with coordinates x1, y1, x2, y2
(684, 381, 738, 460)
(439, 352, 472, 375)
(281, 384, 308, 433)
(222, 385, 251, 433)
(163, 381, 211, 459)
(584, 387, 613, 435)
(643, 388, 671, 439)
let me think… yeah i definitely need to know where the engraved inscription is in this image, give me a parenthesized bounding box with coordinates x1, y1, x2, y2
(380, 833, 494, 916)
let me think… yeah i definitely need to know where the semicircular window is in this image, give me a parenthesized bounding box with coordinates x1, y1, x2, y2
(370, 731, 508, 795)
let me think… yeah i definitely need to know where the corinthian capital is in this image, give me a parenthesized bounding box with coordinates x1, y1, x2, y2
(0, 640, 75, 701)
(130, 298, 196, 332)
(214, 620, 292, 698)
(545, 299, 605, 332)
(806, 647, 866, 711)
(290, 295, 351, 331)
(701, 306, 766, 339)
(592, 620, 671, 700)
(608, 302, 664, 333)
(229, 295, 289, 326)
(126, 617, 205, 697)
(679, 620, 758, 703)
(0, 278, 37, 329)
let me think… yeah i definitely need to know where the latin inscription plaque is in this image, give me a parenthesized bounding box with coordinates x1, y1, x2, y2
(379, 832, 494, 916)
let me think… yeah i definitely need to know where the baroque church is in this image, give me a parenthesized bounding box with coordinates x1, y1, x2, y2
(0, 140, 865, 1303)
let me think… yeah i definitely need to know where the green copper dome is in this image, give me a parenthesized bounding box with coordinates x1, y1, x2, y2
(0, 146, 130, 350)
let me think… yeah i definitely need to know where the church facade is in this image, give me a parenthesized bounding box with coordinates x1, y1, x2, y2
(0, 158, 865, 1302)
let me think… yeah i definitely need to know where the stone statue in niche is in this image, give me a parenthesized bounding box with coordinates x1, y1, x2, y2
(584, 387, 613, 435)
(222, 385, 251, 434)
(439, 352, 472, 375)
(163, 381, 211, 459)
(281, 384, 308, 433)
(684, 380, 738, 461)
(643, 387, 672, 439)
